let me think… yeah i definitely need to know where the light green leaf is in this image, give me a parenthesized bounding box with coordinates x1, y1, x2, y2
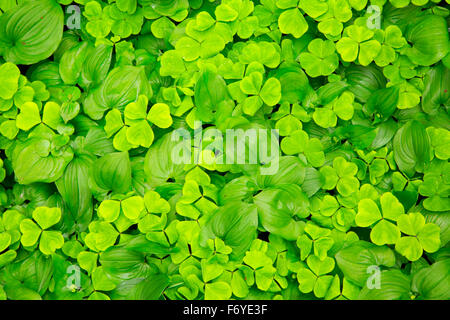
(39, 230, 64, 255)
(371, 219, 400, 245)
(16, 102, 41, 131)
(260, 78, 282, 106)
(278, 8, 308, 38)
(32, 207, 61, 230)
(0, 62, 20, 100)
(20, 219, 42, 247)
(121, 196, 145, 220)
(147, 103, 173, 128)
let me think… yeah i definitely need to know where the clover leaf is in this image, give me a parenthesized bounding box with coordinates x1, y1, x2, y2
(319, 156, 360, 197)
(84, 221, 119, 252)
(277, 1, 309, 38)
(243, 247, 277, 291)
(313, 91, 355, 128)
(418, 160, 450, 212)
(355, 192, 404, 245)
(299, 39, 339, 77)
(0, 62, 21, 100)
(297, 255, 335, 298)
(297, 222, 334, 261)
(395, 212, 441, 261)
(336, 25, 381, 66)
(238, 72, 281, 115)
(19, 207, 64, 255)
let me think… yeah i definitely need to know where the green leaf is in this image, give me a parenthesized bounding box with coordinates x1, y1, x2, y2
(0, 233, 11, 252)
(126, 120, 154, 148)
(358, 270, 411, 300)
(412, 259, 450, 300)
(371, 219, 400, 246)
(278, 8, 308, 38)
(204, 282, 232, 300)
(19, 219, 41, 247)
(393, 120, 431, 177)
(260, 78, 281, 106)
(42, 101, 62, 130)
(215, 3, 238, 21)
(397, 212, 424, 236)
(39, 231, 64, 255)
(336, 240, 396, 287)
(405, 15, 449, 66)
(0, 62, 20, 99)
(92, 266, 116, 291)
(32, 207, 61, 230)
(380, 192, 404, 221)
(241, 72, 263, 95)
(124, 95, 148, 120)
(93, 152, 132, 194)
(307, 255, 335, 276)
(0, 0, 64, 65)
(151, 17, 175, 39)
(243, 96, 263, 116)
(313, 108, 336, 128)
(417, 223, 441, 253)
(98, 200, 121, 223)
(366, 86, 399, 119)
(194, 69, 231, 122)
(16, 102, 41, 131)
(358, 40, 381, 66)
(201, 202, 258, 259)
(147, 103, 173, 128)
(336, 37, 359, 62)
(121, 196, 145, 220)
(395, 236, 422, 261)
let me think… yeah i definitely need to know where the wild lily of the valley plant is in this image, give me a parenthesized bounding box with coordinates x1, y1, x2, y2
(0, 0, 449, 300)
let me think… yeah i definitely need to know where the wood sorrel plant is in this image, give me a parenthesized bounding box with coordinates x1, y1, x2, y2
(0, 0, 448, 300)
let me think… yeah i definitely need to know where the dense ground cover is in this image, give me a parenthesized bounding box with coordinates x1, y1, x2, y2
(0, 0, 449, 300)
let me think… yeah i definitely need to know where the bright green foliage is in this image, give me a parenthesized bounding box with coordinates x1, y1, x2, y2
(395, 212, 441, 261)
(0, 0, 448, 302)
(355, 192, 405, 245)
(299, 39, 339, 77)
(19, 207, 64, 255)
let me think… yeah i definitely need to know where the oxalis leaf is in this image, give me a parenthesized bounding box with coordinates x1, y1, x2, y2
(0, 0, 448, 302)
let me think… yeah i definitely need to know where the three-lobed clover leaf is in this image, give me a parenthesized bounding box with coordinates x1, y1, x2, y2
(395, 212, 441, 261)
(276, 0, 309, 38)
(215, 0, 258, 39)
(336, 25, 381, 66)
(299, 39, 339, 77)
(239, 72, 282, 116)
(243, 249, 277, 291)
(176, 174, 218, 220)
(1, 0, 449, 302)
(355, 192, 405, 245)
(297, 222, 334, 261)
(319, 156, 360, 197)
(319, 195, 356, 232)
(418, 160, 450, 212)
(104, 95, 173, 150)
(0, 210, 25, 254)
(297, 255, 335, 298)
(19, 207, 64, 255)
(84, 221, 119, 252)
(313, 91, 355, 128)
